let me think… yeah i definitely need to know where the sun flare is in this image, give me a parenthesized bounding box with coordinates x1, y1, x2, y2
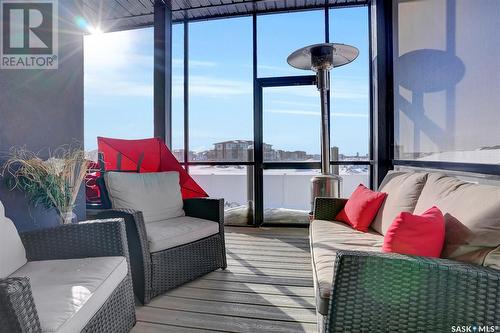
(84, 30, 133, 67)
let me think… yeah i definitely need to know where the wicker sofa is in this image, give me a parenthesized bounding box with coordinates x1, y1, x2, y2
(93, 171, 227, 304)
(0, 202, 136, 333)
(311, 171, 500, 332)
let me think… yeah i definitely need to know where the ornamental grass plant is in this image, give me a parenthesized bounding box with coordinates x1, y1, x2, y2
(1, 145, 89, 224)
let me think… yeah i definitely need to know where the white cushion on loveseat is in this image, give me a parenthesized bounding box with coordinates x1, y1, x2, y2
(0, 201, 27, 278)
(309, 219, 384, 315)
(105, 171, 185, 223)
(371, 171, 428, 235)
(146, 216, 220, 253)
(10, 256, 127, 333)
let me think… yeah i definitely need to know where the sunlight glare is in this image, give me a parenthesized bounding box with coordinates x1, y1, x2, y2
(84, 30, 133, 68)
(88, 27, 103, 35)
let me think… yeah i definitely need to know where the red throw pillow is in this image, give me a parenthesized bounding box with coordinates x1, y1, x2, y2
(382, 206, 445, 257)
(335, 184, 387, 232)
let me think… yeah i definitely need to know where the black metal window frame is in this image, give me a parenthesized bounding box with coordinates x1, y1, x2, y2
(153, 0, 500, 227)
(174, 4, 373, 225)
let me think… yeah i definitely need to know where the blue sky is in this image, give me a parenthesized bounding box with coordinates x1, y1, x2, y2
(84, 7, 369, 157)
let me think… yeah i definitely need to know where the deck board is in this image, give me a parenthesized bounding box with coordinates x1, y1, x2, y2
(226, 253, 311, 264)
(132, 226, 316, 333)
(182, 279, 314, 297)
(163, 287, 316, 308)
(227, 258, 311, 274)
(226, 259, 312, 270)
(147, 296, 317, 323)
(224, 266, 313, 277)
(225, 243, 310, 252)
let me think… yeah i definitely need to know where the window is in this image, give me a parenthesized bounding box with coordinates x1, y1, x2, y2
(190, 165, 254, 225)
(257, 10, 324, 77)
(175, 7, 371, 225)
(84, 28, 153, 153)
(393, 0, 500, 164)
(262, 85, 321, 161)
(263, 169, 320, 224)
(329, 7, 370, 162)
(340, 165, 370, 197)
(188, 17, 253, 162)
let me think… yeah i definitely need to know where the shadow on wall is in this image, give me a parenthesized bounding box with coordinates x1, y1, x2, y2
(397, 49, 465, 93)
(395, 49, 465, 158)
(394, 0, 471, 158)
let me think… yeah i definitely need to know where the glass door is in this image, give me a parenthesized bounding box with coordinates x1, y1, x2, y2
(254, 76, 321, 226)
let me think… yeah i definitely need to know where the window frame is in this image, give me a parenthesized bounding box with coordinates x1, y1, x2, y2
(175, 5, 373, 225)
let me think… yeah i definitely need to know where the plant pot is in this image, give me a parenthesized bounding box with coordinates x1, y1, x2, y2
(60, 211, 77, 225)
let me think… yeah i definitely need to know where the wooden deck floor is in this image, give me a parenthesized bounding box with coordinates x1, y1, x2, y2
(132, 226, 316, 333)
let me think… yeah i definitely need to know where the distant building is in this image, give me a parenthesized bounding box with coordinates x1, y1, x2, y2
(210, 140, 275, 161)
(262, 144, 275, 161)
(212, 140, 252, 161)
(184, 141, 369, 163)
(276, 150, 307, 161)
(172, 149, 183, 161)
(172, 149, 196, 162)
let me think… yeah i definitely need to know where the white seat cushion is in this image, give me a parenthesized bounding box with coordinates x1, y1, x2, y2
(105, 171, 185, 223)
(10, 257, 127, 333)
(310, 219, 384, 315)
(146, 216, 220, 253)
(0, 201, 27, 278)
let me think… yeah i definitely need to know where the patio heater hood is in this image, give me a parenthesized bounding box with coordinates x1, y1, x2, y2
(287, 43, 359, 209)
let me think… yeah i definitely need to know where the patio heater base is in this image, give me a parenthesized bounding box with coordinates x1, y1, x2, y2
(310, 174, 341, 212)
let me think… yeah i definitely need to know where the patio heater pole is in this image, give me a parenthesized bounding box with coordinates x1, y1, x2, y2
(287, 43, 359, 212)
(317, 67, 331, 175)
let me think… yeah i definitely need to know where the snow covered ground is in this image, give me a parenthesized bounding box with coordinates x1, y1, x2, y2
(190, 166, 368, 225)
(415, 149, 500, 164)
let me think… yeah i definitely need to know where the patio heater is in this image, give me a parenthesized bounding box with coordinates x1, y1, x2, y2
(287, 43, 359, 212)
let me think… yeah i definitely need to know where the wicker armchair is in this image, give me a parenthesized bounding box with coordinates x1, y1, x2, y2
(94, 197, 227, 304)
(313, 197, 500, 332)
(0, 219, 136, 333)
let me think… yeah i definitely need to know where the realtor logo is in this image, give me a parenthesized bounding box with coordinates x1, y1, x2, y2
(1, 0, 58, 69)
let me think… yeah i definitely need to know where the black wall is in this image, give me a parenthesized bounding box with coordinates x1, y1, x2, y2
(0, 1, 85, 231)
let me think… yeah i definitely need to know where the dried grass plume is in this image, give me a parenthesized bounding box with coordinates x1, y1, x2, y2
(1, 144, 90, 224)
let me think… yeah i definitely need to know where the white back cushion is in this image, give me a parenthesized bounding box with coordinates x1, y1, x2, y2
(0, 201, 27, 278)
(105, 171, 185, 223)
(371, 171, 428, 235)
(414, 172, 500, 269)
